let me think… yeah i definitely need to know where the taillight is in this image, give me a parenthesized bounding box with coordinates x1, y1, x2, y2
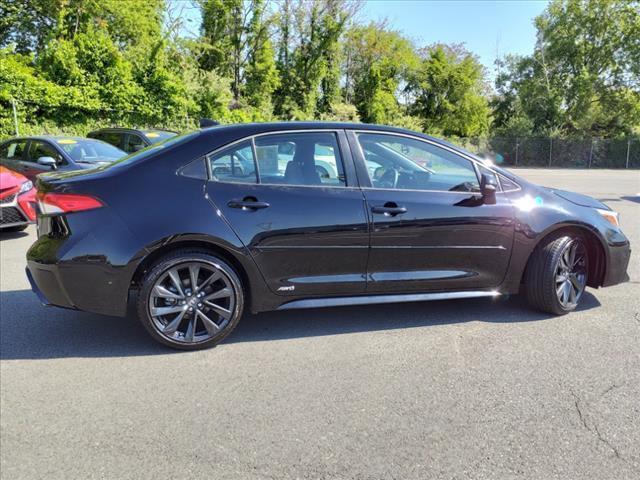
(37, 192, 104, 215)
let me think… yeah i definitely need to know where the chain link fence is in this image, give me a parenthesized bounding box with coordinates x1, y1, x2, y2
(453, 137, 640, 169)
(2, 98, 639, 168)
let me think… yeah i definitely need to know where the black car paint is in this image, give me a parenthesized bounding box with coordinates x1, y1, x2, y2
(0, 137, 121, 181)
(26, 122, 631, 318)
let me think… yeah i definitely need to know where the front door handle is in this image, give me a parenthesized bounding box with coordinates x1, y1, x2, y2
(227, 198, 270, 210)
(371, 203, 407, 216)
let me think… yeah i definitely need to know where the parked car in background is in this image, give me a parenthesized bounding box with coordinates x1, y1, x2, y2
(26, 123, 630, 350)
(0, 166, 36, 231)
(0, 136, 126, 182)
(87, 128, 178, 153)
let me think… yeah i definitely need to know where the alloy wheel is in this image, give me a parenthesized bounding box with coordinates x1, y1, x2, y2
(148, 261, 236, 344)
(555, 240, 587, 309)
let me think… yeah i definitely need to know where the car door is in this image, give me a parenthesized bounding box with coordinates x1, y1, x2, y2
(349, 130, 515, 293)
(21, 140, 66, 180)
(204, 130, 369, 297)
(0, 139, 28, 173)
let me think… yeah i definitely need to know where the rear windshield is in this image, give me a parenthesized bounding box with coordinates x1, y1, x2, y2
(55, 138, 126, 163)
(142, 130, 178, 144)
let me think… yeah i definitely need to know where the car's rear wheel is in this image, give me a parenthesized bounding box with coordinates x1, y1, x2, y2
(525, 234, 588, 315)
(137, 250, 244, 350)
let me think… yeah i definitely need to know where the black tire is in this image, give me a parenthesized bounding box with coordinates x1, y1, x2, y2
(137, 250, 244, 350)
(525, 234, 588, 315)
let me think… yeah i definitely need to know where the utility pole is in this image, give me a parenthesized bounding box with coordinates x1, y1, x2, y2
(626, 140, 631, 169)
(548, 138, 553, 167)
(11, 98, 19, 136)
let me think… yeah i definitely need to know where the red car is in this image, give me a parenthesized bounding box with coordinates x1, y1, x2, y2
(0, 166, 37, 231)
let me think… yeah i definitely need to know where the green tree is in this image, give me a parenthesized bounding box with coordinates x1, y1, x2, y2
(493, 0, 640, 137)
(199, 0, 277, 112)
(274, 0, 354, 119)
(244, 0, 278, 117)
(407, 44, 490, 137)
(0, 0, 165, 55)
(344, 23, 418, 124)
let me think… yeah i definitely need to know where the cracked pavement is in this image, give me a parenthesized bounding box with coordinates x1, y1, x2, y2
(1, 169, 639, 479)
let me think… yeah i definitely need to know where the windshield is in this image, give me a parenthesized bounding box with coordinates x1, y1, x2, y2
(142, 130, 178, 144)
(56, 138, 126, 163)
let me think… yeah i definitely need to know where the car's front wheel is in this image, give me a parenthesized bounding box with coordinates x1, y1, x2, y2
(525, 234, 588, 315)
(137, 250, 244, 350)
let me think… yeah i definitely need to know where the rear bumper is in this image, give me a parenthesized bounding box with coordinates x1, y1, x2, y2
(602, 241, 631, 287)
(26, 263, 77, 310)
(26, 210, 136, 317)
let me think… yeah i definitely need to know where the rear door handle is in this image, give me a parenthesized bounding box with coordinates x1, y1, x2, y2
(227, 199, 270, 210)
(371, 204, 407, 216)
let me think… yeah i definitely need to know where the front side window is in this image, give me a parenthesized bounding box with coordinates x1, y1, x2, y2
(255, 132, 346, 187)
(0, 140, 28, 160)
(208, 141, 257, 184)
(28, 141, 64, 164)
(357, 133, 480, 192)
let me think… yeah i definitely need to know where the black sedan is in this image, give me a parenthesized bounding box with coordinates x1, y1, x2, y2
(26, 123, 631, 350)
(0, 136, 126, 182)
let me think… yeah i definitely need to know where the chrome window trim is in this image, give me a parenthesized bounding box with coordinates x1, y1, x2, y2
(205, 129, 350, 189)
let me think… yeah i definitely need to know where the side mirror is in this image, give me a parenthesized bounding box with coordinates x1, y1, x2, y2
(37, 156, 57, 170)
(480, 173, 497, 204)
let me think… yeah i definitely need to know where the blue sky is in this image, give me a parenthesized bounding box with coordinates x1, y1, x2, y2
(173, 0, 550, 79)
(358, 0, 550, 78)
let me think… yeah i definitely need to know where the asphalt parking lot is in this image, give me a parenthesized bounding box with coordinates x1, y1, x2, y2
(1, 168, 639, 480)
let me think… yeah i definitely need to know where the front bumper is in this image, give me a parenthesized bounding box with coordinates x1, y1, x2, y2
(0, 189, 36, 229)
(602, 240, 631, 287)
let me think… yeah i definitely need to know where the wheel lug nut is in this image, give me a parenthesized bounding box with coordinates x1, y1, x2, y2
(197, 303, 203, 308)
(188, 307, 194, 312)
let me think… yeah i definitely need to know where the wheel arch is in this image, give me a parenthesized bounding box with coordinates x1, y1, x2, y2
(521, 223, 606, 288)
(129, 237, 257, 311)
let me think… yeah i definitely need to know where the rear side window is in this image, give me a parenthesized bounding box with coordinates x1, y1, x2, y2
(124, 134, 146, 153)
(98, 132, 124, 150)
(0, 140, 27, 159)
(208, 141, 257, 184)
(254, 132, 346, 187)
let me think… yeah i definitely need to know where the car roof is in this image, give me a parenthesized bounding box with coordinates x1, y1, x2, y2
(89, 127, 178, 134)
(197, 121, 436, 137)
(196, 121, 456, 150)
(1, 135, 88, 143)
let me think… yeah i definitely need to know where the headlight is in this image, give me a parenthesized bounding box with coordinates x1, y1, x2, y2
(596, 208, 620, 227)
(18, 180, 33, 194)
